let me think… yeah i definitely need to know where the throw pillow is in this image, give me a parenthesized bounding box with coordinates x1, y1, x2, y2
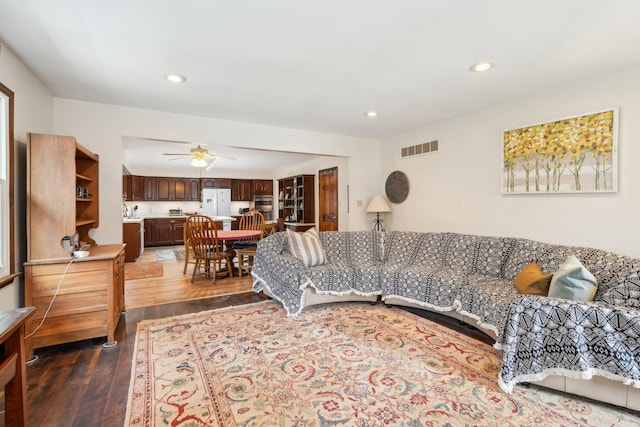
(286, 228, 326, 267)
(548, 255, 598, 301)
(514, 262, 552, 296)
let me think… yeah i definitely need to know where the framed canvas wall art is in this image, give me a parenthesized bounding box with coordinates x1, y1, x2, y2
(502, 108, 617, 194)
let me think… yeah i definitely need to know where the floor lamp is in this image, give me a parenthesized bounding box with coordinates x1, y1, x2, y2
(366, 195, 392, 231)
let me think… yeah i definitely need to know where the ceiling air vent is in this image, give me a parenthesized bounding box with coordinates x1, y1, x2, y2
(401, 140, 439, 158)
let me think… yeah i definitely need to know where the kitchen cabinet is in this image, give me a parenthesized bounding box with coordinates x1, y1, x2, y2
(232, 179, 252, 201)
(156, 177, 195, 201)
(123, 175, 145, 201)
(24, 245, 125, 360)
(144, 177, 157, 200)
(201, 178, 232, 189)
(253, 179, 274, 196)
(123, 175, 131, 200)
(187, 178, 200, 200)
(131, 175, 145, 200)
(144, 219, 156, 246)
(144, 217, 186, 246)
(123, 221, 142, 262)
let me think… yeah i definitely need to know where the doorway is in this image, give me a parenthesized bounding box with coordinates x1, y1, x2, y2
(319, 167, 338, 231)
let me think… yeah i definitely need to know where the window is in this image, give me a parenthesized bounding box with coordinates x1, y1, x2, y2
(0, 82, 15, 288)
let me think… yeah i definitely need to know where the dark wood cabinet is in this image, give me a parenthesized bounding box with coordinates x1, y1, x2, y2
(144, 217, 186, 246)
(123, 175, 145, 201)
(144, 219, 156, 246)
(278, 174, 314, 224)
(156, 177, 197, 201)
(253, 179, 273, 196)
(123, 175, 131, 200)
(232, 179, 252, 201)
(156, 177, 172, 201)
(201, 178, 232, 189)
(123, 221, 142, 262)
(187, 178, 200, 200)
(131, 176, 145, 200)
(144, 177, 157, 200)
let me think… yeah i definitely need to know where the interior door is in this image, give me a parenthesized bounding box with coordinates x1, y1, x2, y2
(319, 167, 338, 231)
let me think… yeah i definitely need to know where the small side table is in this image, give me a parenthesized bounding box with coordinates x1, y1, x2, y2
(0, 307, 35, 427)
(284, 222, 316, 232)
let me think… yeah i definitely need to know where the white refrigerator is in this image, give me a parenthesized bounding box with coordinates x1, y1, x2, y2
(201, 188, 232, 230)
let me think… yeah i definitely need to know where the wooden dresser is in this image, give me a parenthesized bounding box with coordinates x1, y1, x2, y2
(23, 245, 125, 360)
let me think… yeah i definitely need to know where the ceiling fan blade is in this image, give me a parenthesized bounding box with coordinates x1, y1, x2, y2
(167, 156, 187, 161)
(211, 154, 237, 161)
(162, 153, 190, 156)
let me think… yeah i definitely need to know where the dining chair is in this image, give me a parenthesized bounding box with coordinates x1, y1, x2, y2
(182, 214, 222, 274)
(261, 222, 276, 238)
(235, 211, 266, 276)
(184, 215, 231, 282)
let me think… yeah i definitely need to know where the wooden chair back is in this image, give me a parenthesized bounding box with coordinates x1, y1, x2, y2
(261, 222, 276, 238)
(239, 211, 265, 231)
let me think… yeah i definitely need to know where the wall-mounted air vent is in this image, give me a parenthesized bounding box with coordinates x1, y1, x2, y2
(401, 140, 439, 158)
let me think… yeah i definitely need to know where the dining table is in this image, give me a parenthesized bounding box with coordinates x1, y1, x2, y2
(216, 229, 262, 276)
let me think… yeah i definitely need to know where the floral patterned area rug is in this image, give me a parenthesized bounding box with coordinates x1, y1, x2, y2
(124, 301, 640, 426)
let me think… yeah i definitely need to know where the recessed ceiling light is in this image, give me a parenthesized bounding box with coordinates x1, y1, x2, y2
(469, 61, 495, 72)
(165, 73, 187, 83)
(364, 111, 379, 117)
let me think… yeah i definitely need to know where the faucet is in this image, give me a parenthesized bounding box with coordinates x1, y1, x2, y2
(123, 203, 129, 218)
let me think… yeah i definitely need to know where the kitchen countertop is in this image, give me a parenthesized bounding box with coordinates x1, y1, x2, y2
(123, 214, 235, 223)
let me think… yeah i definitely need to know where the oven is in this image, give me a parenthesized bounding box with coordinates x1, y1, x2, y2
(254, 195, 273, 221)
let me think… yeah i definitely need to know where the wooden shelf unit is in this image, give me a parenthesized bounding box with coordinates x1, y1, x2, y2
(25, 133, 124, 357)
(278, 174, 314, 223)
(27, 133, 99, 261)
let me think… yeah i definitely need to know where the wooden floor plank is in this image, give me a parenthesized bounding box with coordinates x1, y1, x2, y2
(125, 246, 254, 309)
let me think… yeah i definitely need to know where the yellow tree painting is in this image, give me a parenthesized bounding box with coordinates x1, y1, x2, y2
(503, 109, 617, 194)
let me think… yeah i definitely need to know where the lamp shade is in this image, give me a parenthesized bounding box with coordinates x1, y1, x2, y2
(366, 195, 392, 213)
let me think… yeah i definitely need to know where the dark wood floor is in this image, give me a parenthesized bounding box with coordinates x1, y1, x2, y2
(26, 292, 269, 427)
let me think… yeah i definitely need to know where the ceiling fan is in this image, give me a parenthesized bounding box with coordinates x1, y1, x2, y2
(162, 144, 236, 169)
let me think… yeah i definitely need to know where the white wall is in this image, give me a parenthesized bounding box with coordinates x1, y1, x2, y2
(381, 63, 640, 258)
(52, 99, 380, 245)
(0, 43, 54, 309)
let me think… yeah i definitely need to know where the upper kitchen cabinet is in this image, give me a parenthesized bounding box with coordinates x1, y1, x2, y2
(253, 179, 274, 196)
(123, 175, 145, 201)
(27, 133, 99, 261)
(123, 174, 131, 200)
(144, 176, 157, 200)
(186, 178, 200, 200)
(156, 177, 199, 201)
(131, 176, 145, 200)
(201, 178, 232, 189)
(231, 179, 252, 201)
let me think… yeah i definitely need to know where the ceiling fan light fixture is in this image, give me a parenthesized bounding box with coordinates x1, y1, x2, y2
(191, 157, 208, 167)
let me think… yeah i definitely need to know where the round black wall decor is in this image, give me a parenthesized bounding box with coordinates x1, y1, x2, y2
(385, 171, 409, 203)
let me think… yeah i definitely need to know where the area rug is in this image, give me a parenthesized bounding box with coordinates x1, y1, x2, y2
(124, 301, 640, 426)
(155, 248, 185, 261)
(124, 261, 164, 280)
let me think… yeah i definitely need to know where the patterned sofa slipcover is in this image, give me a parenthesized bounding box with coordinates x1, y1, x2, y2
(251, 230, 640, 410)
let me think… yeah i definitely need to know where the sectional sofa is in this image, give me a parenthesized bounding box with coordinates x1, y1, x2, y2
(251, 230, 640, 410)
